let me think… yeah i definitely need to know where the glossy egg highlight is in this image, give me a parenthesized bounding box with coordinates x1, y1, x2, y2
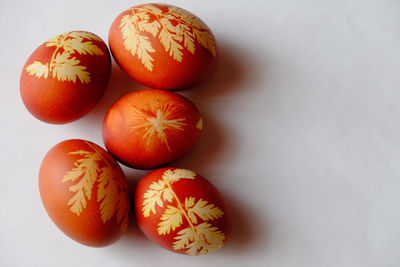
(102, 89, 203, 169)
(20, 31, 111, 124)
(109, 3, 218, 90)
(39, 139, 130, 247)
(135, 167, 231, 255)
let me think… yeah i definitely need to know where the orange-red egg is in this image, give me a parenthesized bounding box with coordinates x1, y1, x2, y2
(20, 31, 111, 124)
(102, 89, 202, 169)
(135, 167, 231, 255)
(109, 3, 218, 90)
(39, 139, 130, 247)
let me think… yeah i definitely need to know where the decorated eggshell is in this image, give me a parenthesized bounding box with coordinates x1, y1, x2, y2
(39, 139, 130, 247)
(109, 3, 217, 90)
(20, 31, 111, 124)
(135, 167, 231, 255)
(102, 89, 203, 169)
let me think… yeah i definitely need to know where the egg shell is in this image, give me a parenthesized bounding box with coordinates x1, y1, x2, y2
(109, 3, 218, 90)
(102, 89, 202, 169)
(39, 139, 130, 247)
(20, 31, 111, 124)
(135, 167, 231, 255)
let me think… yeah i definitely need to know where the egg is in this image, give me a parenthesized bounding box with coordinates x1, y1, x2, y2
(102, 89, 203, 169)
(20, 31, 111, 124)
(109, 3, 217, 90)
(135, 167, 231, 255)
(39, 139, 130, 247)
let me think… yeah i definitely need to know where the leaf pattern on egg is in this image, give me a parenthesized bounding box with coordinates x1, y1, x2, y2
(26, 32, 104, 84)
(61, 141, 129, 231)
(142, 169, 226, 255)
(119, 4, 216, 71)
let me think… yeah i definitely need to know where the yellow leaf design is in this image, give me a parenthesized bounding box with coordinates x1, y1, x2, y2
(138, 20, 160, 37)
(192, 28, 216, 58)
(158, 25, 183, 62)
(119, 4, 216, 71)
(137, 35, 155, 71)
(26, 61, 49, 79)
(26, 31, 103, 83)
(62, 150, 101, 215)
(120, 14, 155, 71)
(169, 6, 216, 56)
(116, 190, 130, 232)
(185, 197, 197, 223)
(196, 223, 226, 255)
(62, 144, 130, 231)
(168, 6, 216, 57)
(52, 52, 90, 84)
(142, 4, 163, 15)
(172, 227, 194, 250)
(97, 167, 118, 222)
(142, 168, 196, 217)
(68, 31, 102, 41)
(130, 104, 187, 152)
(182, 26, 195, 54)
(120, 15, 138, 56)
(142, 168, 226, 255)
(157, 205, 183, 235)
(97, 166, 130, 231)
(186, 198, 224, 224)
(142, 179, 171, 217)
(63, 38, 104, 56)
(46, 33, 68, 48)
(172, 223, 225, 255)
(185, 196, 196, 208)
(162, 169, 196, 182)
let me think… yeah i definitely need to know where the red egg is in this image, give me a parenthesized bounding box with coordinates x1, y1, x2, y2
(20, 31, 111, 124)
(39, 139, 130, 247)
(135, 167, 231, 255)
(102, 89, 203, 169)
(109, 3, 218, 90)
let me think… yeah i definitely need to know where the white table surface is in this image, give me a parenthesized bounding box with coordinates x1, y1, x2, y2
(1, 0, 400, 266)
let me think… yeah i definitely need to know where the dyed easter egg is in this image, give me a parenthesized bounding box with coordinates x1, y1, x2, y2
(109, 3, 217, 90)
(39, 139, 130, 247)
(102, 89, 202, 169)
(135, 167, 231, 255)
(20, 31, 111, 123)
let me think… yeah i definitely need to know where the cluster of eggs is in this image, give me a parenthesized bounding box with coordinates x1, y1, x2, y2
(21, 3, 231, 255)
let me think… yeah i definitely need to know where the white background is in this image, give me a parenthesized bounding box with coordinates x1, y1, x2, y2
(1, 0, 400, 266)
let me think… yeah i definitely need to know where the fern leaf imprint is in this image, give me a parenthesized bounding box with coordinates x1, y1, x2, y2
(119, 4, 216, 71)
(142, 168, 226, 255)
(26, 31, 104, 84)
(61, 143, 129, 231)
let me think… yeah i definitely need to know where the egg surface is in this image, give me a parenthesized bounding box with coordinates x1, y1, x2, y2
(135, 167, 231, 255)
(39, 139, 130, 247)
(20, 31, 111, 124)
(102, 89, 202, 169)
(109, 3, 217, 90)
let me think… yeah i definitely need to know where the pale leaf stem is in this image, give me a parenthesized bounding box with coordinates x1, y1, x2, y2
(84, 141, 112, 168)
(48, 46, 60, 72)
(166, 181, 196, 234)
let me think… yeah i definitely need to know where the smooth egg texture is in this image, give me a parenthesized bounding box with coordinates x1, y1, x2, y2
(39, 139, 130, 247)
(102, 89, 203, 169)
(109, 3, 218, 90)
(20, 31, 111, 124)
(135, 167, 231, 255)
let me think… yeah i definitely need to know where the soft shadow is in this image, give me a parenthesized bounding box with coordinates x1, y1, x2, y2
(173, 109, 225, 171)
(175, 42, 249, 170)
(221, 193, 264, 254)
(120, 171, 149, 242)
(80, 60, 144, 128)
(181, 41, 248, 100)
